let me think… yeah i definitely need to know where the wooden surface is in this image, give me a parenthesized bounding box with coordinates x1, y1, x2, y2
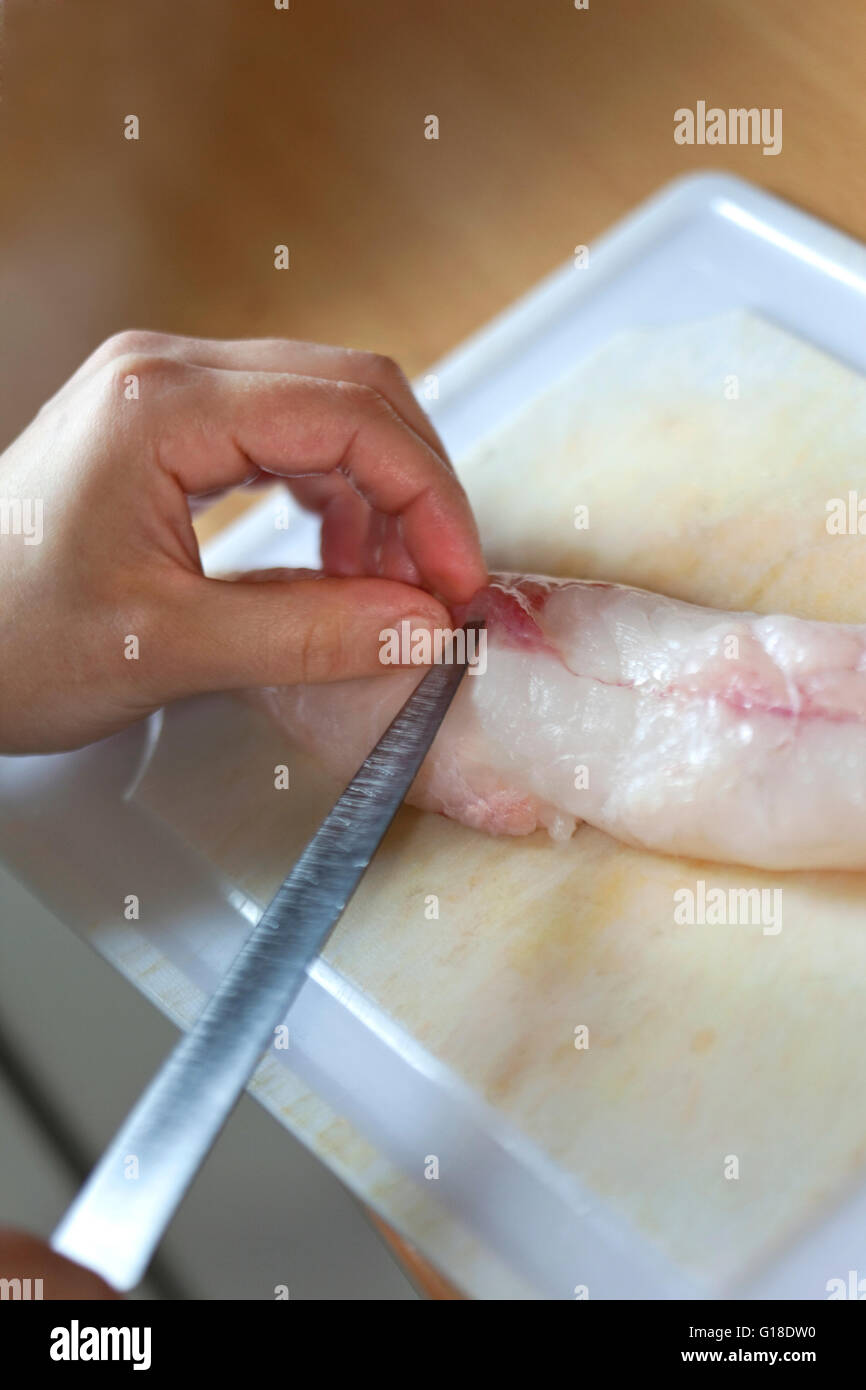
(2, 0, 865, 543)
(3, 0, 864, 1300)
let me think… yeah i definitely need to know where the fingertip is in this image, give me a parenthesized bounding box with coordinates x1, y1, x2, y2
(435, 560, 489, 607)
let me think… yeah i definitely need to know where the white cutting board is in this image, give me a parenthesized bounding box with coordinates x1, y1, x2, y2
(4, 174, 866, 1299)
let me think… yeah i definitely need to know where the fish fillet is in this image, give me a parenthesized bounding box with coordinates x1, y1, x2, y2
(254, 574, 866, 870)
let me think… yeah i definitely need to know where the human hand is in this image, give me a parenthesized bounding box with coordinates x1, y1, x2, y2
(0, 333, 486, 753)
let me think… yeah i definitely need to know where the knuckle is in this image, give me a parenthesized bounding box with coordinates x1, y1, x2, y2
(373, 351, 403, 379)
(363, 351, 407, 390)
(296, 619, 324, 682)
(336, 378, 395, 422)
(98, 349, 182, 393)
(297, 612, 345, 683)
(99, 329, 168, 360)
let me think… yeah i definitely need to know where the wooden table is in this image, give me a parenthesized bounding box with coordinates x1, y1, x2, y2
(2, 0, 863, 1298)
(4, 0, 864, 480)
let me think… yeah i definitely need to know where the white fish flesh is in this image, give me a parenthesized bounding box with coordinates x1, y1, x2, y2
(253, 574, 866, 870)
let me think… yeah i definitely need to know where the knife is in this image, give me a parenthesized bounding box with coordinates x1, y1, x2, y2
(51, 627, 478, 1290)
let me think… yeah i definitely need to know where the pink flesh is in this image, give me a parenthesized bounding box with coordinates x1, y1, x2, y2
(248, 574, 866, 870)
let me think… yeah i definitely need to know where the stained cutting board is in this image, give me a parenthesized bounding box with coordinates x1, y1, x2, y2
(135, 312, 866, 1292)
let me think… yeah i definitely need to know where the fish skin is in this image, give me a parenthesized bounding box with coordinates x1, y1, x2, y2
(251, 574, 866, 870)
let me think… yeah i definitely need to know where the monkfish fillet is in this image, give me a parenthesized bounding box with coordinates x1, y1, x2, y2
(253, 574, 866, 870)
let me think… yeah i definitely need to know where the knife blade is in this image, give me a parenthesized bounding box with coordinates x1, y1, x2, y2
(51, 627, 478, 1290)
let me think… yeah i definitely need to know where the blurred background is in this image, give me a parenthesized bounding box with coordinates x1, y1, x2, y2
(1, 0, 864, 1298)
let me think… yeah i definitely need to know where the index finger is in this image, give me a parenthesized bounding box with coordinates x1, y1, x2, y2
(149, 361, 487, 603)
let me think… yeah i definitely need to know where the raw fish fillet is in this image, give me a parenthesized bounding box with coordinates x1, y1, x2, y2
(254, 574, 866, 870)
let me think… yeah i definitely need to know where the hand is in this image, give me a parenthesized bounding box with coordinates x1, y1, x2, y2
(0, 1228, 120, 1299)
(0, 333, 487, 753)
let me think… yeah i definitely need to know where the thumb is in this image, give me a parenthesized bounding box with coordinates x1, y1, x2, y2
(153, 572, 451, 698)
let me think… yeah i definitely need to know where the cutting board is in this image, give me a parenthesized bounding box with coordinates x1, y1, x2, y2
(134, 311, 866, 1293)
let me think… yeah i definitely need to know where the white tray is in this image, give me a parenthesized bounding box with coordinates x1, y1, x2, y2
(4, 173, 866, 1299)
